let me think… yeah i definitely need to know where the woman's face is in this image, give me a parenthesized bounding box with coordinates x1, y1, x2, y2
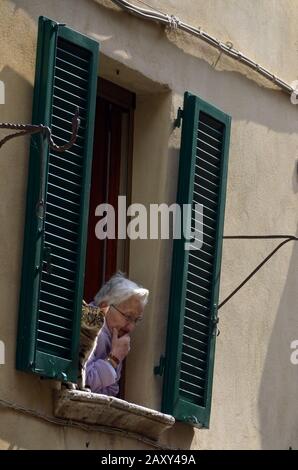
(101, 295, 144, 337)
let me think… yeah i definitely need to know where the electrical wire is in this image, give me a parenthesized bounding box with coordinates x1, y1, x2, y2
(110, 0, 295, 96)
(218, 235, 298, 310)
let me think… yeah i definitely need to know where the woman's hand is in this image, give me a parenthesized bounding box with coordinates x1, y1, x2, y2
(110, 328, 131, 362)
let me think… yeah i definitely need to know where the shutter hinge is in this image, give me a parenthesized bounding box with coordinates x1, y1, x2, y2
(174, 107, 184, 128)
(183, 415, 203, 427)
(212, 304, 220, 336)
(52, 22, 66, 30)
(154, 355, 166, 376)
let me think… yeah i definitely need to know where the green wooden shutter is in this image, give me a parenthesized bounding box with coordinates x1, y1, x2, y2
(16, 17, 99, 382)
(161, 92, 231, 427)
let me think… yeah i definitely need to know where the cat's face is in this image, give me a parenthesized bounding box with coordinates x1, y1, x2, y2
(81, 305, 105, 330)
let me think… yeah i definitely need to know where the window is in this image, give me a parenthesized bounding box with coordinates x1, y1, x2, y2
(16, 17, 231, 430)
(84, 78, 135, 398)
(161, 93, 231, 427)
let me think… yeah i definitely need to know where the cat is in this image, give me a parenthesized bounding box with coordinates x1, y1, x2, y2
(66, 300, 105, 391)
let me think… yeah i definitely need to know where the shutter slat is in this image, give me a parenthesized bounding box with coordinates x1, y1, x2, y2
(179, 387, 204, 402)
(51, 123, 85, 144)
(52, 103, 87, 124)
(194, 181, 218, 201)
(187, 279, 211, 298)
(186, 291, 210, 309)
(49, 163, 82, 183)
(47, 182, 81, 203)
(196, 159, 220, 177)
(197, 140, 221, 159)
(46, 201, 81, 222)
(180, 378, 205, 395)
(53, 94, 87, 117)
(56, 45, 89, 64)
(56, 55, 89, 76)
(197, 128, 222, 147)
(197, 147, 221, 165)
(193, 189, 217, 211)
(181, 360, 206, 378)
(42, 268, 75, 283)
(196, 165, 219, 185)
(37, 339, 70, 352)
(46, 213, 79, 232)
(54, 84, 87, 105)
(52, 112, 86, 132)
(192, 206, 217, 231)
(185, 312, 210, 330)
(195, 173, 219, 191)
(50, 253, 76, 268)
(51, 132, 85, 154)
(40, 299, 73, 315)
(41, 279, 75, 296)
(49, 152, 83, 171)
(39, 310, 72, 327)
(38, 320, 72, 335)
(47, 190, 80, 209)
(182, 351, 207, 368)
(54, 75, 87, 96)
(40, 289, 74, 306)
(45, 220, 78, 239)
(185, 298, 209, 316)
(37, 329, 71, 345)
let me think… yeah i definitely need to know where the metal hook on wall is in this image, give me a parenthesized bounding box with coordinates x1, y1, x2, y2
(0, 106, 80, 152)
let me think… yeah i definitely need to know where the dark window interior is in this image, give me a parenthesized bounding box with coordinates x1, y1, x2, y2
(84, 78, 135, 397)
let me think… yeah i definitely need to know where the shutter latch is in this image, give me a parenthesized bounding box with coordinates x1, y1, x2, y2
(154, 355, 166, 376)
(174, 107, 184, 128)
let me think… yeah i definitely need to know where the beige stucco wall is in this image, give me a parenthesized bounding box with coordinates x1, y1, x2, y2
(0, 0, 298, 449)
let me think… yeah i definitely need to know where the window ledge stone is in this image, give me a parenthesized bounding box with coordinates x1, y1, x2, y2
(54, 389, 175, 441)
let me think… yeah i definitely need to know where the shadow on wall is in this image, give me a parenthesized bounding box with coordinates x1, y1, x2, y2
(0, 64, 33, 348)
(258, 225, 298, 449)
(159, 421, 195, 450)
(0, 66, 57, 420)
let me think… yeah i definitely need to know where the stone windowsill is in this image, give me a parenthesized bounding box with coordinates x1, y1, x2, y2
(54, 389, 175, 441)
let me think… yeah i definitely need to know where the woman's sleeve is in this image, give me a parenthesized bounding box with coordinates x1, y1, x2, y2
(85, 356, 117, 392)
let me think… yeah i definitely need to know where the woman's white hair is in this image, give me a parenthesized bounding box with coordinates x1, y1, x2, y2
(94, 271, 149, 307)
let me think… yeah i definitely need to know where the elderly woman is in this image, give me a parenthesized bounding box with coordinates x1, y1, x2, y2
(85, 272, 149, 396)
